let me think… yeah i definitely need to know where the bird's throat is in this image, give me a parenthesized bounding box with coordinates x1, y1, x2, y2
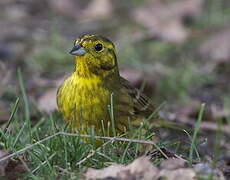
(74, 57, 94, 78)
(74, 56, 119, 80)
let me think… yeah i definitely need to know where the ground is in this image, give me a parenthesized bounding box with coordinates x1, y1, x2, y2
(0, 0, 230, 179)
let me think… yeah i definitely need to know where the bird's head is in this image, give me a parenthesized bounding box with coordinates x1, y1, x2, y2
(70, 34, 119, 77)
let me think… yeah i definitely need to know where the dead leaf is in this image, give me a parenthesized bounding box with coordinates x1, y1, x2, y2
(124, 156, 159, 180)
(84, 156, 158, 180)
(133, 0, 204, 43)
(84, 164, 125, 180)
(37, 77, 65, 113)
(5, 158, 28, 180)
(160, 158, 187, 170)
(159, 168, 196, 180)
(0, 150, 28, 180)
(49, 0, 80, 18)
(0, 150, 10, 176)
(38, 88, 58, 113)
(199, 28, 230, 61)
(80, 0, 113, 22)
(83, 156, 230, 179)
(195, 163, 226, 180)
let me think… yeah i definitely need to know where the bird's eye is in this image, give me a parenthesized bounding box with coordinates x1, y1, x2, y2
(94, 43, 103, 52)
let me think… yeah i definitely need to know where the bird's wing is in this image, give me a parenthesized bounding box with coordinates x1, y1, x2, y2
(119, 77, 154, 117)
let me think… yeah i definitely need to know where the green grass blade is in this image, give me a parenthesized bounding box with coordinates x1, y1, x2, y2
(3, 97, 20, 134)
(189, 103, 205, 166)
(108, 93, 116, 136)
(18, 69, 32, 141)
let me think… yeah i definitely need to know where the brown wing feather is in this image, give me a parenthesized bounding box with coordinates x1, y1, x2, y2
(120, 77, 154, 117)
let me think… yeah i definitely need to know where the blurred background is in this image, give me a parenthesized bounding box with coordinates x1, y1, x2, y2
(0, 0, 230, 162)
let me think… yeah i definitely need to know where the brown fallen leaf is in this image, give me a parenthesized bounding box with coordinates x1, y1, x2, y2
(49, 0, 80, 18)
(123, 156, 159, 180)
(37, 77, 65, 113)
(85, 164, 125, 180)
(50, 0, 113, 21)
(38, 88, 58, 113)
(0, 150, 10, 176)
(84, 156, 159, 180)
(199, 28, 230, 61)
(5, 158, 28, 180)
(83, 155, 230, 179)
(84, 156, 198, 180)
(133, 0, 204, 43)
(195, 163, 225, 180)
(0, 150, 28, 180)
(159, 168, 195, 180)
(80, 0, 113, 22)
(160, 158, 187, 170)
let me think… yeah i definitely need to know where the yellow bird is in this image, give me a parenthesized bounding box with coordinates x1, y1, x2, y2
(57, 34, 154, 140)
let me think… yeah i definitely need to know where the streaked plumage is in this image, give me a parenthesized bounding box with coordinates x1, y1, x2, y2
(57, 34, 154, 139)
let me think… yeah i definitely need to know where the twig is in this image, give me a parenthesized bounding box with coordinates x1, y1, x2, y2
(0, 132, 168, 162)
(96, 152, 114, 162)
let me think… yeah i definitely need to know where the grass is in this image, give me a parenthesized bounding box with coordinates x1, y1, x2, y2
(0, 77, 219, 179)
(0, 72, 195, 179)
(188, 103, 205, 166)
(0, 77, 165, 179)
(0, 113, 159, 178)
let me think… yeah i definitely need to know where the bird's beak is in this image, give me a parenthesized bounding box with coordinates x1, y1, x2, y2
(69, 44, 86, 56)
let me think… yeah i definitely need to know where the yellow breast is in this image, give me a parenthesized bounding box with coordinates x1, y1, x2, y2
(57, 72, 111, 134)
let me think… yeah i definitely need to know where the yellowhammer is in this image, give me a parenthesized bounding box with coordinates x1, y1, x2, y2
(57, 34, 154, 140)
